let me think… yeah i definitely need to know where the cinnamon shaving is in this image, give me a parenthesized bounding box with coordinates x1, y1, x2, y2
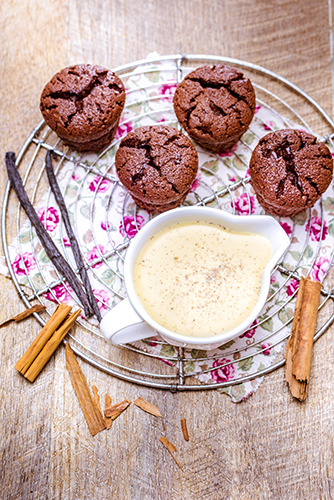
(134, 397, 162, 418)
(181, 418, 189, 441)
(104, 399, 131, 419)
(0, 304, 46, 328)
(92, 385, 101, 414)
(104, 394, 113, 429)
(159, 437, 183, 470)
(65, 343, 106, 436)
(134, 396, 166, 433)
(285, 276, 321, 401)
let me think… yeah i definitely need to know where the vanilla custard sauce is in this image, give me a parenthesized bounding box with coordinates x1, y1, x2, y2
(133, 221, 272, 338)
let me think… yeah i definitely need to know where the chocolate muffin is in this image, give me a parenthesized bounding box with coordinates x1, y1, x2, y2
(249, 129, 333, 217)
(115, 125, 198, 213)
(40, 64, 125, 152)
(173, 65, 256, 153)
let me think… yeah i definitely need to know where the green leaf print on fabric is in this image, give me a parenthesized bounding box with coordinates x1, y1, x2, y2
(278, 307, 294, 324)
(80, 203, 91, 219)
(241, 131, 256, 145)
(323, 197, 334, 211)
(19, 231, 32, 244)
(160, 344, 176, 358)
(232, 154, 247, 171)
(304, 245, 314, 260)
(32, 273, 45, 290)
(218, 340, 235, 350)
(145, 70, 161, 83)
(260, 317, 274, 332)
(238, 357, 254, 371)
(289, 250, 301, 261)
(294, 211, 308, 226)
(190, 349, 207, 359)
(184, 362, 195, 373)
(257, 362, 266, 372)
(328, 223, 334, 237)
(101, 269, 115, 285)
(39, 249, 50, 264)
(202, 160, 219, 176)
(65, 185, 79, 199)
(231, 384, 246, 400)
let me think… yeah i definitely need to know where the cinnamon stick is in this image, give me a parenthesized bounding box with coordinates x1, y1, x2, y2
(181, 418, 189, 441)
(24, 309, 81, 382)
(65, 343, 106, 436)
(285, 276, 321, 401)
(15, 303, 72, 374)
(5, 151, 94, 318)
(104, 394, 113, 429)
(45, 151, 101, 322)
(159, 437, 183, 470)
(0, 304, 46, 328)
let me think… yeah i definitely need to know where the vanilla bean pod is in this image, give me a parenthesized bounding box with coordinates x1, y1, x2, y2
(5, 152, 94, 318)
(45, 151, 101, 321)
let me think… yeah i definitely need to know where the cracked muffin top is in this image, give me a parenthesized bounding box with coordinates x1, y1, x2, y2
(40, 64, 125, 151)
(173, 65, 256, 153)
(249, 129, 333, 217)
(115, 125, 198, 212)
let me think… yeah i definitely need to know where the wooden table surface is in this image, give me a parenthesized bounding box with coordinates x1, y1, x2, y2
(1, 1, 334, 499)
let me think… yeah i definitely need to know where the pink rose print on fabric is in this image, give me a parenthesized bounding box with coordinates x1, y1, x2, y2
(44, 284, 73, 303)
(72, 173, 81, 182)
(86, 245, 105, 268)
(115, 121, 134, 140)
(119, 214, 145, 238)
(160, 358, 174, 366)
(306, 217, 328, 242)
(280, 221, 292, 237)
(311, 256, 330, 282)
(89, 176, 112, 193)
(94, 289, 111, 311)
(157, 82, 177, 102)
(218, 144, 238, 158)
(234, 193, 256, 215)
(37, 207, 59, 232)
(190, 175, 201, 191)
(286, 278, 299, 297)
(146, 336, 159, 347)
(63, 237, 71, 247)
(261, 343, 272, 355)
(101, 221, 112, 231)
(12, 252, 37, 276)
(211, 358, 235, 383)
(255, 105, 261, 114)
(262, 120, 275, 131)
(239, 320, 257, 339)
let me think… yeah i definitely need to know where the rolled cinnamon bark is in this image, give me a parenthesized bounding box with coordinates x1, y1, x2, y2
(285, 276, 321, 401)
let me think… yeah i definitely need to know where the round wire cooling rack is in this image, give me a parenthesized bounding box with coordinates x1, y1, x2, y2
(3, 53, 334, 393)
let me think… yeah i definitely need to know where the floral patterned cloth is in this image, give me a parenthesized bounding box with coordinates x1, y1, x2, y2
(1, 54, 334, 402)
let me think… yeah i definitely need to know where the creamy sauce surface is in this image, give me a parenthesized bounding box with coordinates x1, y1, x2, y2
(134, 221, 272, 337)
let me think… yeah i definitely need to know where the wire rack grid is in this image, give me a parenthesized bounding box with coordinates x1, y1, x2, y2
(2, 54, 334, 392)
